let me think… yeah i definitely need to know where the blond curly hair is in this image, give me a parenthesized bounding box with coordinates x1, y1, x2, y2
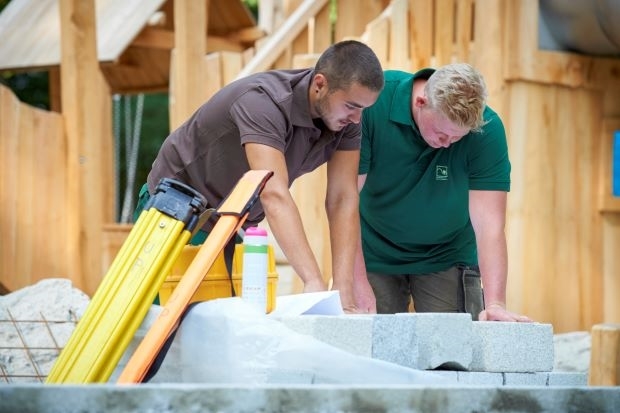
(424, 63, 488, 133)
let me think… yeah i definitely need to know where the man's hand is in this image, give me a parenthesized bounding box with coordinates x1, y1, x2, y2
(332, 277, 376, 314)
(352, 276, 376, 314)
(302, 277, 328, 294)
(478, 303, 533, 322)
(342, 304, 365, 314)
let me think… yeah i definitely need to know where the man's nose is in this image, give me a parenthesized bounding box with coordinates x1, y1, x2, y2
(349, 108, 362, 124)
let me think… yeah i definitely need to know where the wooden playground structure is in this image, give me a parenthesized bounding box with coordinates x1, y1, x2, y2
(1, 0, 619, 333)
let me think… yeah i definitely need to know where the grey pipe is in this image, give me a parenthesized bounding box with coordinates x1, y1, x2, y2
(539, 0, 620, 57)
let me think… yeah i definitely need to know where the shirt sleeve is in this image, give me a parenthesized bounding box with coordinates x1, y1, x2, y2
(359, 111, 372, 174)
(468, 109, 511, 191)
(230, 89, 288, 152)
(337, 122, 362, 151)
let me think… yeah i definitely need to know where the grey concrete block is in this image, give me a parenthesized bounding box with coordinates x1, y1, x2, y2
(470, 322, 554, 372)
(503, 372, 549, 386)
(274, 315, 374, 357)
(553, 331, 590, 372)
(372, 313, 473, 370)
(2, 384, 620, 413)
(371, 314, 418, 368)
(547, 371, 588, 386)
(456, 371, 504, 385)
(432, 370, 459, 382)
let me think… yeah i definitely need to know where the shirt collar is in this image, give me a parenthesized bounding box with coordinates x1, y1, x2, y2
(291, 69, 316, 128)
(389, 68, 436, 126)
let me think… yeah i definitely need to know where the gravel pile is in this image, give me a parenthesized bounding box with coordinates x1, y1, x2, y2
(0, 279, 90, 382)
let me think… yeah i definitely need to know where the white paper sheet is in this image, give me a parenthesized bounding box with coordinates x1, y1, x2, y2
(268, 290, 344, 316)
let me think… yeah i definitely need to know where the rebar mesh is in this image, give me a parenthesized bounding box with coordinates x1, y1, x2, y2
(0, 310, 79, 383)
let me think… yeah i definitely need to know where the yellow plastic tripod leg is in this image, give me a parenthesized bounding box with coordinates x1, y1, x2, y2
(46, 179, 208, 384)
(117, 169, 273, 384)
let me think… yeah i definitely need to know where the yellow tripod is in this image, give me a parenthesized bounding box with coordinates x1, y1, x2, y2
(46, 178, 210, 383)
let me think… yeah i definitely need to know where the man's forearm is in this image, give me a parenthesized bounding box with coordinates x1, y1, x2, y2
(326, 200, 359, 308)
(478, 233, 508, 308)
(262, 191, 325, 289)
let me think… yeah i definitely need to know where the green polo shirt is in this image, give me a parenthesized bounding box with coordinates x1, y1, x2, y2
(359, 69, 510, 274)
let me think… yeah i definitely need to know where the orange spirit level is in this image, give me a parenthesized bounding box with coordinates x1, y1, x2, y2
(117, 169, 272, 383)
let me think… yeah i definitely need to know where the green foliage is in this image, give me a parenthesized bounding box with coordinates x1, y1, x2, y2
(0, 71, 50, 109)
(242, 0, 258, 19)
(114, 93, 170, 222)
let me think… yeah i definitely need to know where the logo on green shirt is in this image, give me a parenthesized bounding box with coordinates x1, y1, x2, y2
(436, 165, 448, 181)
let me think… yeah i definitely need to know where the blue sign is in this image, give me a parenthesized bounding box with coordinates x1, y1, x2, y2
(614, 130, 620, 197)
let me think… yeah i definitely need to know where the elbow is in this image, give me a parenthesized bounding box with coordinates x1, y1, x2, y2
(325, 190, 359, 217)
(259, 185, 290, 216)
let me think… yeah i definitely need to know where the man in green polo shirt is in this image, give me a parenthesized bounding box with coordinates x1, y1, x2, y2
(354, 63, 532, 322)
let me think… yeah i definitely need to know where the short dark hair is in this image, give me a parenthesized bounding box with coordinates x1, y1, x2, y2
(314, 40, 384, 93)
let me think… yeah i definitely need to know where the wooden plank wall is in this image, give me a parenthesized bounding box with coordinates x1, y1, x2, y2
(503, 0, 620, 332)
(0, 85, 69, 291)
(505, 83, 604, 331)
(0, 0, 114, 297)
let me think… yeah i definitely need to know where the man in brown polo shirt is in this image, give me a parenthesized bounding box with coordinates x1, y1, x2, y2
(140, 40, 384, 313)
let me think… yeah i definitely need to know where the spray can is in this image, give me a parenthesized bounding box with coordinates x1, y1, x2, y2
(241, 226, 269, 313)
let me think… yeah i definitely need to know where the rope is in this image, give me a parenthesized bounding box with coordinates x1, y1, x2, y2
(119, 94, 145, 223)
(112, 94, 121, 220)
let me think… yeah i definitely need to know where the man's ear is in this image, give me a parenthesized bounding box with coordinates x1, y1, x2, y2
(313, 73, 328, 91)
(413, 95, 427, 108)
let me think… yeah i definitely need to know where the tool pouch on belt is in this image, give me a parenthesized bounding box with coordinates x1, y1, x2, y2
(459, 265, 485, 321)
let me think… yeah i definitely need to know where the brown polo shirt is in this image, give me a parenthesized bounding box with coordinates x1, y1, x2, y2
(147, 68, 361, 230)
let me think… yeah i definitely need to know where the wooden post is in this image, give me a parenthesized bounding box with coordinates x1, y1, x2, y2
(388, 0, 409, 70)
(311, 1, 331, 53)
(471, 0, 506, 111)
(589, 323, 620, 385)
(408, 0, 433, 70)
(59, 0, 108, 295)
(334, 0, 389, 42)
(169, 0, 208, 130)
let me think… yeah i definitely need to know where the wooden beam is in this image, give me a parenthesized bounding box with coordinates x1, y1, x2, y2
(389, 0, 409, 70)
(408, 0, 433, 69)
(455, 0, 473, 63)
(132, 28, 175, 49)
(132, 27, 256, 52)
(360, 11, 389, 66)
(589, 323, 620, 385)
(205, 36, 246, 53)
(311, 1, 331, 53)
(236, 0, 329, 79)
(229, 26, 266, 44)
(48, 67, 61, 113)
(472, 0, 506, 111)
(335, 0, 390, 42)
(433, 0, 455, 66)
(170, 0, 208, 130)
(59, 0, 108, 295)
